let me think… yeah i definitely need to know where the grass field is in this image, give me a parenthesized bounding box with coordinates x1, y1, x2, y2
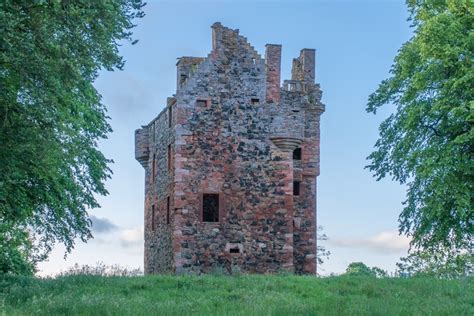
(1, 274, 472, 315)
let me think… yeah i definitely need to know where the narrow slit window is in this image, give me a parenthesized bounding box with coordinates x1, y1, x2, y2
(166, 196, 170, 225)
(180, 74, 187, 84)
(167, 145, 171, 171)
(293, 148, 302, 160)
(168, 106, 172, 128)
(293, 181, 301, 196)
(152, 123, 156, 143)
(151, 205, 155, 231)
(251, 98, 260, 105)
(229, 247, 240, 254)
(152, 154, 156, 181)
(202, 193, 219, 222)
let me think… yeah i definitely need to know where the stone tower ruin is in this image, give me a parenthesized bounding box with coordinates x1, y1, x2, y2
(135, 23, 325, 275)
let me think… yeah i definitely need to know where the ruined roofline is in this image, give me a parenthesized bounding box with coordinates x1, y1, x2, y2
(176, 23, 318, 97)
(172, 23, 318, 106)
(140, 96, 176, 130)
(211, 22, 262, 60)
(176, 56, 205, 66)
(175, 22, 265, 93)
(210, 23, 318, 87)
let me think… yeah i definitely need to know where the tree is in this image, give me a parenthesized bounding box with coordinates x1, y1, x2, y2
(0, 224, 35, 275)
(317, 225, 331, 265)
(345, 262, 375, 277)
(397, 245, 473, 278)
(344, 262, 388, 278)
(0, 0, 145, 274)
(366, 0, 473, 266)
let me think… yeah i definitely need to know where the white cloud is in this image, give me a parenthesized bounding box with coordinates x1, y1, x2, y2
(119, 226, 144, 249)
(328, 230, 411, 253)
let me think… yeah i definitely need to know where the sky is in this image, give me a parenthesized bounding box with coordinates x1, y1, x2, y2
(38, 0, 414, 276)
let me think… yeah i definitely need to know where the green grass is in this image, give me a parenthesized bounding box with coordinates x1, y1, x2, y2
(1, 274, 472, 315)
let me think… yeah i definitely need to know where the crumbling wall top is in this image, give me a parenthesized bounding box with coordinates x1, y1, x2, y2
(291, 49, 316, 82)
(211, 22, 261, 60)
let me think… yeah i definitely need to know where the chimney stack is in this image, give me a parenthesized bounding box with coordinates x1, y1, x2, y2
(265, 44, 282, 103)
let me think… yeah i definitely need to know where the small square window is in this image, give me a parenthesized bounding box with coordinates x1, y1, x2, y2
(293, 148, 302, 160)
(229, 247, 240, 254)
(251, 98, 260, 105)
(202, 193, 219, 222)
(293, 181, 300, 196)
(197, 99, 208, 107)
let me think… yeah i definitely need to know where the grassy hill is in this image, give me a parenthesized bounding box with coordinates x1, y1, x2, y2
(1, 274, 472, 315)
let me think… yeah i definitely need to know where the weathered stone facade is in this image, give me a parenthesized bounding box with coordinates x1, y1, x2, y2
(135, 23, 325, 275)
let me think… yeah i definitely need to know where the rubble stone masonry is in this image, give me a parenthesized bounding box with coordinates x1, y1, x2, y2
(135, 23, 325, 275)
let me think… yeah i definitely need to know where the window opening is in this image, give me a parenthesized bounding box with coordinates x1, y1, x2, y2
(293, 181, 301, 196)
(293, 148, 302, 160)
(197, 99, 208, 107)
(168, 106, 172, 128)
(151, 205, 155, 231)
(251, 98, 260, 105)
(229, 247, 240, 254)
(167, 145, 171, 171)
(166, 196, 170, 225)
(152, 154, 156, 181)
(152, 123, 156, 143)
(202, 193, 219, 222)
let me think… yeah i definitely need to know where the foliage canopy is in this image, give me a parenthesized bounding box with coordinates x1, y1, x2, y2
(0, 0, 145, 274)
(366, 0, 473, 258)
(397, 245, 473, 278)
(344, 262, 388, 278)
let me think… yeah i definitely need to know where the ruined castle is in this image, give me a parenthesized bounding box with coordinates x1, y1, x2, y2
(135, 23, 325, 275)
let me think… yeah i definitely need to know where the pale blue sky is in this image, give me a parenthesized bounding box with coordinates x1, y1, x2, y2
(39, 0, 413, 275)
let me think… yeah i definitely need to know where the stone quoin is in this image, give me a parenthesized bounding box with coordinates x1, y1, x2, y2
(135, 22, 325, 275)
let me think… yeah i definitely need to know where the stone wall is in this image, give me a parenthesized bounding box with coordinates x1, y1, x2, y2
(137, 103, 176, 274)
